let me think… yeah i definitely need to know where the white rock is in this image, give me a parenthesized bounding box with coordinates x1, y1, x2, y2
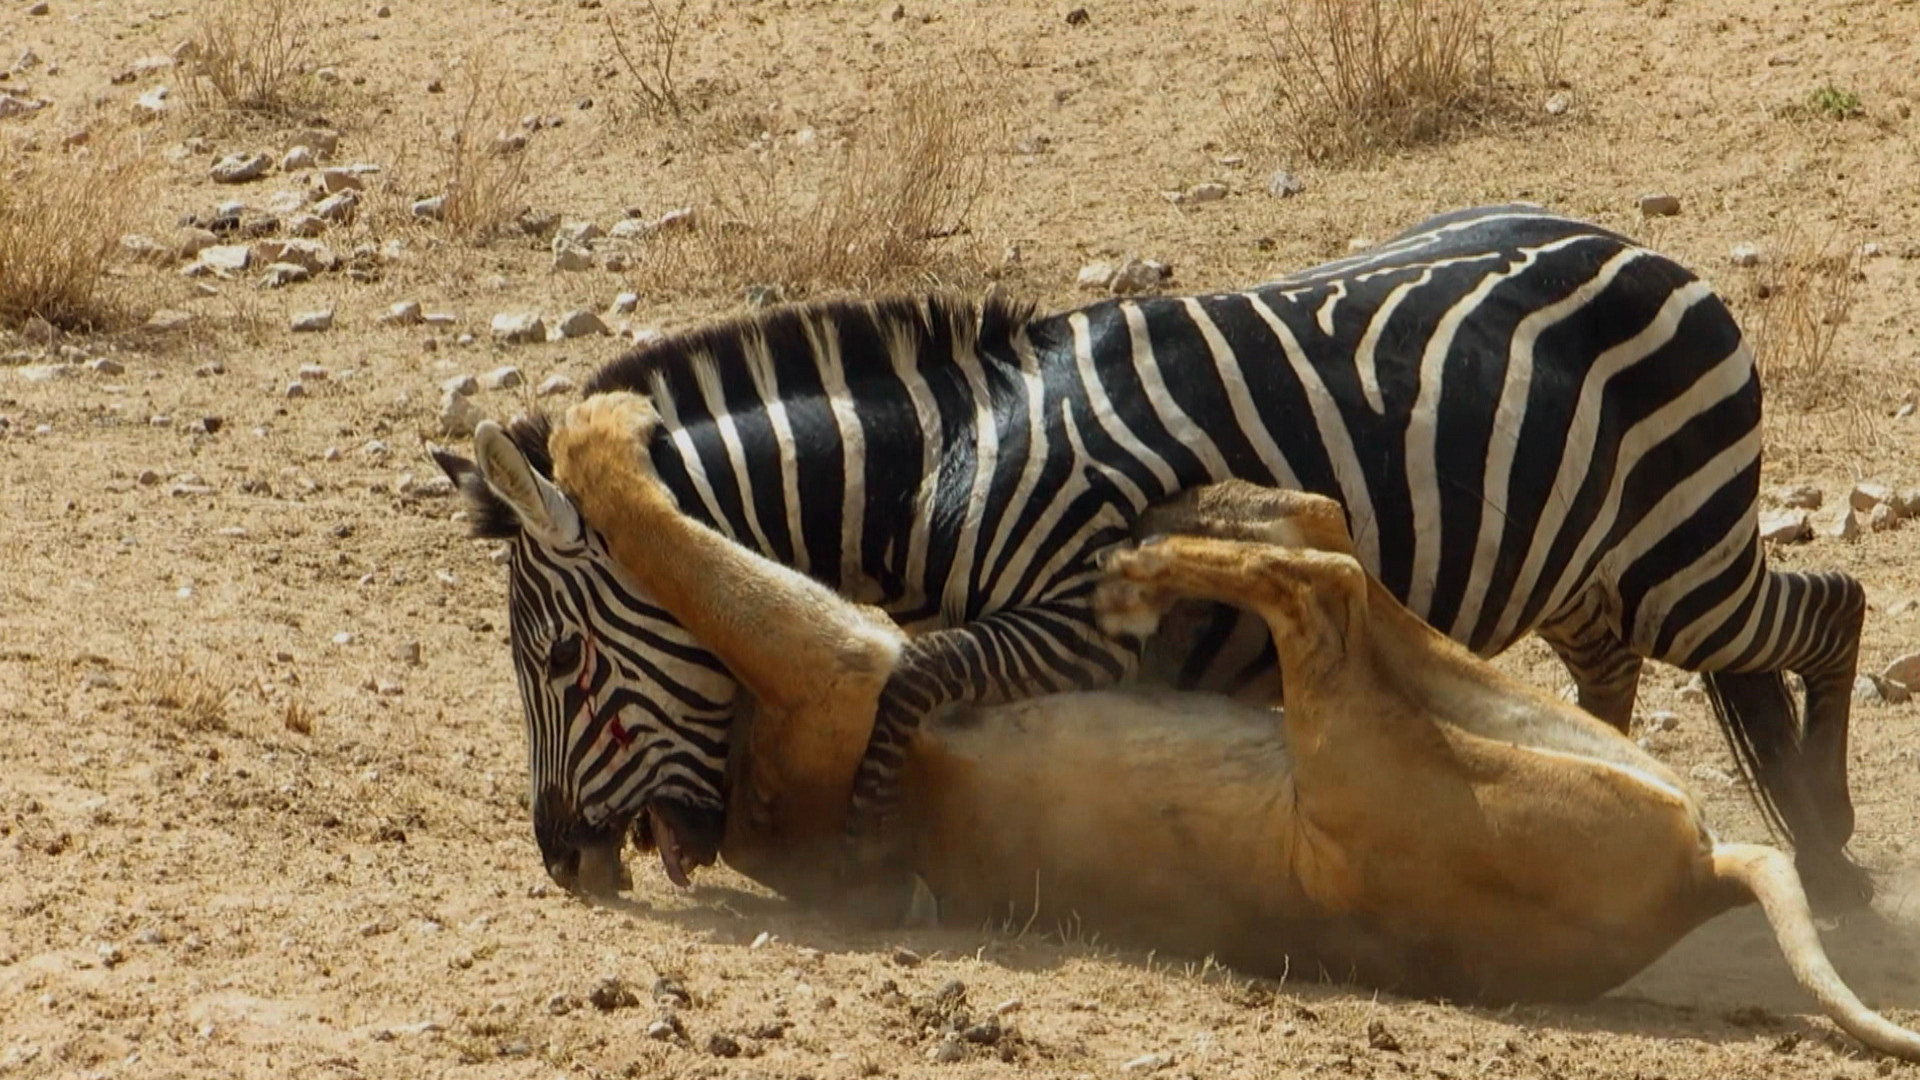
(555, 309, 609, 338)
(607, 218, 653, 240)
(440, 389, 481, 437)
(1854, 674, 1888, 705)
(1850, 482, 1893, 512)
(412, 195, 447, 220)
(1122, 1052, 1172, 1073)
(536, 375, 577, 398)
(1729, 243, 1761, 268)
(298, 364, 330, 381)
(132, 86, 172, 121)
(198, 244, 252, 274)
(1776, 484, 1822, 510)
(290, 309, 334, 333)
(90, 358, 125, 376)
(1757, 509, 1811, 544)
(318, 168, 365, 194)
(263, 262, 311, 288)
(1076, 262, 1116, 291)
(491, 313, 545, 344)
(1823, 509, 1861, 541)
(120, 234, 173, 265)
(210, 152, 272, 184)
(281, 145, 316, 171)
(557, 221, 604, 245)
(1109, 258, 1169, 295)
(145, 309, 192, 333)
(442, 374, 478, 397)
(1267, 170, 1305, 197)
(313, 191, 359, 223)
(610, 292, 640, 315)
(1881, 653, 1920, 690)
(1869, 503, 1900, 533)
(654, 207, 695, 232)
(286, 380, 308, 398)
(173, 227, 219, 259)
(265, 189, 309, 215)
(1638, 193, 1681, 218)
(1544, 91, 1572, 115)
(255, 238, 335, 273)
(1171, 181, 1228, 205)
(381, 300, 424, 327)
(551, 238, 593, 272)
(480, 366, 524, 391)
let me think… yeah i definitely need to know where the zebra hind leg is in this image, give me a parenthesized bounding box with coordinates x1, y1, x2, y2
(1697, 569, 1870, 910)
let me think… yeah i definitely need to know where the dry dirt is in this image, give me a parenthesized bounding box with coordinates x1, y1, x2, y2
(6, 1, 1920, 1077)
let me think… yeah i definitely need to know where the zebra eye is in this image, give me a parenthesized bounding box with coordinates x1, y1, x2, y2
(547, 634, 584, 678)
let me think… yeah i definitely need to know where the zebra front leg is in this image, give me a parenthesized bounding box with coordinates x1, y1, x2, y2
(1537, 596, 1644, 733)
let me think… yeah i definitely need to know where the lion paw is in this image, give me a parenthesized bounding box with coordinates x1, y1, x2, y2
(1092, 546, 1176, 641)
(551, 391, 665, 498)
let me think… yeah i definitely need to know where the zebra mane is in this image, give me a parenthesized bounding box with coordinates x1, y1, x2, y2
(585, 292, 1041, 403)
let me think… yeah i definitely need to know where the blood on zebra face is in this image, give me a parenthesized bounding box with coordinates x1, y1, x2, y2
(434, 421, 738, 894)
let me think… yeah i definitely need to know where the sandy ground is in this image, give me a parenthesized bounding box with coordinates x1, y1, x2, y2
(5, 0, 1920, 1076)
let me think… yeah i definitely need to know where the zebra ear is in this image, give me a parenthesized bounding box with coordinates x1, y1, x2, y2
(472, 420, 582, 543)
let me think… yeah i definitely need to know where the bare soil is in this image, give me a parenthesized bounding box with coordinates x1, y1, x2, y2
(5, 1, 1920, 1077)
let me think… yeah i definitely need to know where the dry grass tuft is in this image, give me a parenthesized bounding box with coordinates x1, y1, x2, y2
(641, 76, 995, 298)
(136, 656, 237, 733)
(1245, 0, 1545, 164)
(404, 49, 535, 243)
(1744, 222, 1863, 408)
(184, 0, 331, 121)
(605, 0, 695, 120)
(282, 698, 315, 736)
(0, 138, 155, 333)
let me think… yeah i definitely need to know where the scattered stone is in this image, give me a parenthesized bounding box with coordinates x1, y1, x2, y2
(1366, 1018, 1402, 1053)
(1267, 169, 1305, 197)
(1544, 91, 1572, 115)
(545, 993, 581, 1016)
(412, 195, 447, 220)
(1898, 489, 1920, 518)
(440, 390, 481, 437)
(1880, 653, 1920, 690)
(1757, 509, 1810, 544)
(1077, 262, 1116, 291)
(145, 309, 192, 333)
(1854, 674, 1893, 706)
(653, 977, 692, 1007)
(120, 234, 174, 265)
(745, 284, 783, 308)
(1122, 1052, 1172, 1073)
(1869, 503, 1900, 533)
(0, 92, 51, 120)
(290, 309, 334, 333)
(265, 189, 310, 216)
(1170, 181, 1229, 206)
(298, 363, 330, 382)
(654, 207, 695, 232)
(610, 291, 640, 315)
(648, 1014, 686, 1042)
(1776, 485, 1822, 510)
(282, 212, 325, 237)
(535, 375, 576, 398)
(589, 977, 640, 1011)
(255, 238, 335, 273)
(286, 380, 309, 399)
(1347, 236, 1377, 252)
(211, 152, 272, 184)
(442, 373, 478, 397)
(285, 128, 340, 158)
(962, 1018, 1002, 1045)
(263, 262, 311, 288)
(1823, 509, 1861, 542)
(491, 313, 545, 344)
(132, 86, 172, 121)
(89, 358, 125, 376)
(557, 221, 604, 245)
(551, 238, 593, 272)
(1730, 243, 1761, 268)
(1897, 403, 1916, 420)
(281, 145, 316, 171)
(318, 168, 365, 194)
(1110, 257, 1170, 295)
(380, 300, 423, 327)
(705, 1033, 742, 1058)
(1638, 193, 1681, 218)
(312, 191, 359, 224)
(555, 309, 609, 339)
(1849, 482, 1893, 513)
(480, 366, 523, 391)
(198, 244, 252, 275)
(926, 1034, 966, 1063)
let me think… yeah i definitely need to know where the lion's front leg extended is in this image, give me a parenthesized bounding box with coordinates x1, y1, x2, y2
(549, 392, 904, 857)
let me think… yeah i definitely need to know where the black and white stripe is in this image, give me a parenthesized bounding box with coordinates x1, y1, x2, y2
(448, 205, 1868, 897)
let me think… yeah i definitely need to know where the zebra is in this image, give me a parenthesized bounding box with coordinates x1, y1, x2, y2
(435, 204, 1869, 905)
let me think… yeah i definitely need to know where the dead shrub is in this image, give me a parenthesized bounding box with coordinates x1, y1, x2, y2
(135, 656, 237, 733)
(1246, 0, 1541, 164)
(184, 0, 331, 121)
(0, 138, 154, 332)
(645, 77, 995, 297)
(1744, 222, 1862, 407)
(403, 49, 534, 243)
(605, 0, 694, 120)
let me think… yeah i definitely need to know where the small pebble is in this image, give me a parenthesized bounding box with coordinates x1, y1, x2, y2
(290, 309, 334, 333)
(536, 375, 576, 397)
(480, 366, 523, 390)
(1638, 193, 1681, 218)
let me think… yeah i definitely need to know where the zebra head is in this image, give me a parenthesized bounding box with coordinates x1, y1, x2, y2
(434, 416, 738, 895)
